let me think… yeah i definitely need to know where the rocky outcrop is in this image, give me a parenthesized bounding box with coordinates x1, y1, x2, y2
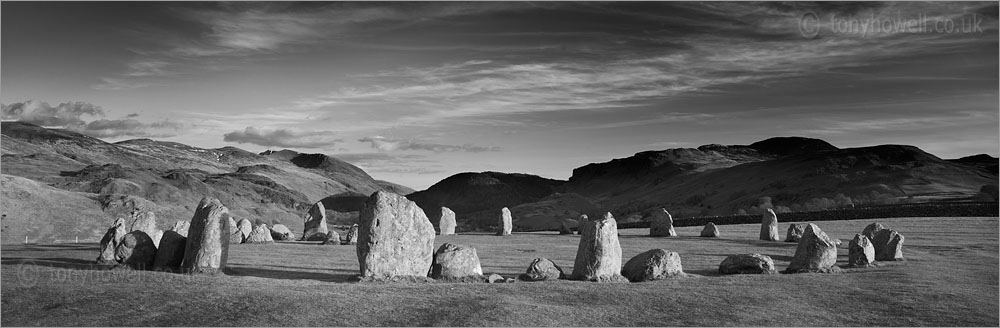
(621, 249, 685, 282)
(181, 197, 231, 274)
(115, 231, 157, 269)
(496, 207, 512, 236)
(357, 191, 436, 279)
(718, 254, 776, 274)
(153, 230, 187, 271)
(848, 234, 875, 267)
(429, 243, 483, 279)
(571, 212, 627, 282)
(518, 258, 565, 281)
(270, 224, 294, 241)
(245, 224, 274, 244)
(784, 223, 839, 273)
(760, 209, 779, 241)
(649, 209, 677, 237)
(96, 218, 128, 265)
(302, 201, 329, 241)
(785, 223, 806, 243)
(439, 207, 456, 235)
(700, 222, 720, 237)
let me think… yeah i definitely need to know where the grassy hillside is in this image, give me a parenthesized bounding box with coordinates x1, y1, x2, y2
(1, 217, 996, 326)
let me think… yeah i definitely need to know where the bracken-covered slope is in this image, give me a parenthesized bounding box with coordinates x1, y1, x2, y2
(0, 122, 412, 243)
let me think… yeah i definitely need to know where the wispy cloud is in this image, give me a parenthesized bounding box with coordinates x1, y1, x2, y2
(358, 136, 499, 153)
(223, 126, 342, 148)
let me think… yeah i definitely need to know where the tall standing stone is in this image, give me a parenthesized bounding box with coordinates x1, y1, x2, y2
(343, 224, 359, 245)
(701, 222, 720, 237)
(97, 218, 128, 265)
(429, 243, 483, 279)
(153, 230, 187, 271)
(496, 207, 512, 236)
(649, 208, 677, 237)
(785, 223, 806, 243)
(784, 223, 839, 273)
(302, 201, 329, 241)
(576, 214, 589, 235)
(571, 212, 627, 282)
(181, 197, 231, 274)
(759, 209, 779, 241)
(439, 207, 457, 235)
(872, 229, 905, 261)
(357, 191, 436, 279)
(848, 234, 876, 267)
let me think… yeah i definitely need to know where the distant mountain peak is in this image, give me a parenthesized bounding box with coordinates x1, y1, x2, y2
(747, 136, 838, 155)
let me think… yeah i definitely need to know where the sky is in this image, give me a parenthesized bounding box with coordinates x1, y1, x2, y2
(2, 1, 998, 190)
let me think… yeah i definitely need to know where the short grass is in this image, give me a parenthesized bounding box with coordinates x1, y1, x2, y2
(2, 217, 997, 326)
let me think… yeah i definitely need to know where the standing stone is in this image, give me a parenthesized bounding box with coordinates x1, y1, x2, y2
(558, 219, 574, 235)
(181, 197, 231, 274)
(228, 216, 243, 244)
(237, 218, 253, 241)
(718, 254, 776, 274)
(97, 218, 128, 265)
(302, 201, 329, 241)
(621, 249, 685, 282)
(429, 243, 483, 279)
(571, 212, 627, 282)
(519, 258, 565, 281)
(872, 229, 905, 261)
(245, 224, 274, 244)
(700, 222, 720, 237)
(496, 207, 512, 236)
(759, 208, 779, 241)
(153, 231, 187, 271)
(270, 224, 294, 241)
(785, 223, 806, 243)
(171, 221, 190, 237)
(439, 207, 457, 235)
(342, 224, 359, 245)
(115, 231, 157, 270)
(784, 223, 839, 273)
(848, 234, 876, 267)
(321, 231, 341, 245)
(357, 191, 436, 279)
(150, 229, 164, 248)
(129, 211, 158, 236)
(649, 208, 677, 237)
(576, 214, 589, 235)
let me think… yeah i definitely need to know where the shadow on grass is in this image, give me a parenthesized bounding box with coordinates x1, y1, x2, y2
(225, 265, 358, 283)
(12, 244, 101, 252)
(0, 256, 110, 270)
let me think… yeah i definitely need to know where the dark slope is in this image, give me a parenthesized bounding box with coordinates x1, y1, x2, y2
(406, 172, 565, 229)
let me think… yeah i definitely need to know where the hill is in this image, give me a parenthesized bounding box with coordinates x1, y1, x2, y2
(0, 122, 413, 243)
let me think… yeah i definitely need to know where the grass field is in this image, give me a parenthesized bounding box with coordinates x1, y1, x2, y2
(2, 217, 997, 326)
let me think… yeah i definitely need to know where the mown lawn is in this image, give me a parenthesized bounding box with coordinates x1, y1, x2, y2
(2, 217, 997, 326)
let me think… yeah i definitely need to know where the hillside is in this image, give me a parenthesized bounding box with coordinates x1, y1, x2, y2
(413, 137, 997, 232)
(0, 122, 413, 243)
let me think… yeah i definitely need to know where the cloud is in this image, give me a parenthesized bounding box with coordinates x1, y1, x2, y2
(223, 126, 342, 148)
(358, 136, 500, 153)
(66, 119, 184, 138)
(1, 100, 104, 126)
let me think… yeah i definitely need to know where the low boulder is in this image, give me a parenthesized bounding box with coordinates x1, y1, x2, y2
(571, 212, 627, 282)
(558, 219, 574, 235)
(649, 209, 677, 237)
(621, 249, 685, 282)
(153, 230, 187, 271)
(718, 254, 776, 274)
(872, 229, 905, 261)
(429, 243, 483, 279)
(245, 224, 274, 244)
(96, 218, 128, 265)
(321, 231, 341, 245)
(115, 231, 157, 270)
(785, 223, 806, 243)
(487, 273, 505, 283)
(784, 223, 839, 273)
(700, 222, 720, 237)
(270, 224, 294, 241)
(518, 258, 565, 281)
(848, 234, 876, 267)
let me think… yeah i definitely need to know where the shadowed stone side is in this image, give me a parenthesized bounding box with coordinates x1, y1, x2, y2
(649, 209, 677, 237)
(700, 222, 720, 237)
